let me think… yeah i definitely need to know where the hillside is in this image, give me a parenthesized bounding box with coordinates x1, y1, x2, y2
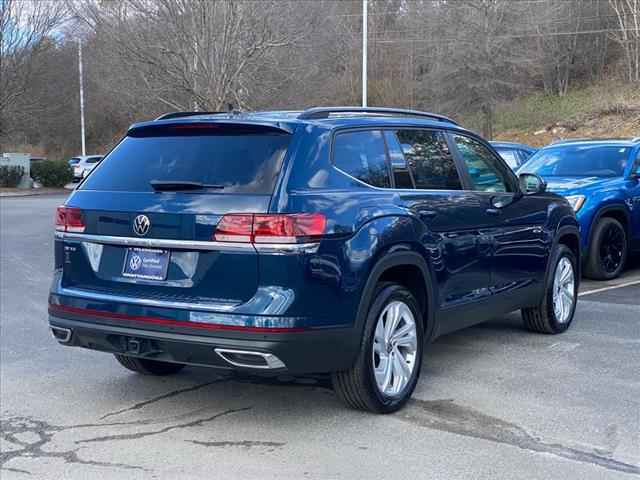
(492, 82, 640, 147)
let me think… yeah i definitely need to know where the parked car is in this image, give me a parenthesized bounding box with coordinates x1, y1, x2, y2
(49, 107, 580, 413)
(519, 138, 640, 280)
(71, 155, 103, 181)
(490, 141, 537, 169)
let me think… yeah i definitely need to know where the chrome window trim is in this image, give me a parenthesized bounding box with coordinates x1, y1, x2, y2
(56, 231, 319, 253)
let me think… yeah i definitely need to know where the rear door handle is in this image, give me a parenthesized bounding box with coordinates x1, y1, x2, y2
(485, 208, 501, 216)
(419, 210, 438, 220)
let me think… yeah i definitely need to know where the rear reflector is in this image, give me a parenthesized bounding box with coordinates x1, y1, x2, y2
(48, 303, 307, 333)
(214, 213, 326, 244)
(55, 206, 85, 233)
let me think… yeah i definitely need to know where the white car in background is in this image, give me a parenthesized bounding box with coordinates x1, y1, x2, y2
(71, 155, 103, 181)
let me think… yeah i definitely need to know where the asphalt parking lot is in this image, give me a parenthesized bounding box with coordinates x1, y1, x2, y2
(1, 195, 638, 479)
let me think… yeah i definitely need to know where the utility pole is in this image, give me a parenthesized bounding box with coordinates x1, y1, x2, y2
(78, 39, 86, 156)
(193, 37, 198, 112)
(362, 0, 368, 107)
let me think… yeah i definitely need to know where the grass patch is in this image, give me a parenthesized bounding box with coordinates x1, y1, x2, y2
(493, 81, 640, 133)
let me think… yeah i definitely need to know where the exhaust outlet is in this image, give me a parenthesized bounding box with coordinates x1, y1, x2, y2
(215, 348, 285, 370)
(51, 326, 72, 343)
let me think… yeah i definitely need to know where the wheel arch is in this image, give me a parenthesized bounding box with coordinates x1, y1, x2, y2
(355, 249, 437, 343)
(589, 204, 632, 249)
(544, 225, 581, 294)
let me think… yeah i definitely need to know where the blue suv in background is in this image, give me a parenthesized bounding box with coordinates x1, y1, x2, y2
(520, 138, 640, 280)
(490, 141, 538, 170)
(49, 107, 580, 413)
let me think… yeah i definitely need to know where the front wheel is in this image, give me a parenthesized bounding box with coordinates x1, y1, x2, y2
(584, 217, 627, 280)
(522, 245, 578, 334)
(331, 283, 424, 413)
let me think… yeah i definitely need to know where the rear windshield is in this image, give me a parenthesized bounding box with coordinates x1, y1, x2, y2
(80, 127, 290, 194)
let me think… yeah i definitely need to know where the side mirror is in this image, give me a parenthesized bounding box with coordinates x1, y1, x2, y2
(519, 173, 547, 195)
(630, 162, 640, 180)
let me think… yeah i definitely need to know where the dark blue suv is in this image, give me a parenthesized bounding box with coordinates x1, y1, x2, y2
(520, 139, 640, 280)
(49, 107, 580, 413)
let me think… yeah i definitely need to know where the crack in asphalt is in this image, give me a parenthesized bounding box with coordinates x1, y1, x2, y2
(400, 399, 640, 476)
(1, 406, 252, 475)
(188, 439, 286, 449)
(0, 417, 146, 473)
(100, 378, 229, 420)
(78, 407, 252, 444)
(3, 466, 32, 476)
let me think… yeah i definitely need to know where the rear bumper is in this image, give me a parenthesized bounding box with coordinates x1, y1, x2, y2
(49, 314, 358, 375)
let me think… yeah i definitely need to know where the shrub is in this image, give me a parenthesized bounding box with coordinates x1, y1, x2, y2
(31, 160, 73, 187)
(0, 165, 25, 187)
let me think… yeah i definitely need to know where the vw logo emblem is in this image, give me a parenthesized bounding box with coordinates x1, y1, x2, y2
(129, 254, 142, 271)
(133, 215, 150, 236)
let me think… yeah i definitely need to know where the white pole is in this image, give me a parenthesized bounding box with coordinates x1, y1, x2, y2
(193, 38, 198, 111)
(78, 39, 86, 156)
(362, 0, 367, 107)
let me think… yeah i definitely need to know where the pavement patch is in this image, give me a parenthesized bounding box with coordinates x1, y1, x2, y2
(398, 399, 640, 475)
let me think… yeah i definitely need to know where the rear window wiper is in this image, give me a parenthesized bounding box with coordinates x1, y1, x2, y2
(150, 180, 225, 191)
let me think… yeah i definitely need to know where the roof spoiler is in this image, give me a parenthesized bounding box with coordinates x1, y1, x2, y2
(154, 111, 224, 121)
(128, 120, 294, 136)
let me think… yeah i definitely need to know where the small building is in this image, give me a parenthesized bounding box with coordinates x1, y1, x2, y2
(1, 153, 32, 188)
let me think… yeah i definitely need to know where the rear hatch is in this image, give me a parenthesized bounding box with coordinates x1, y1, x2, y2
(59, 122, 292, 307)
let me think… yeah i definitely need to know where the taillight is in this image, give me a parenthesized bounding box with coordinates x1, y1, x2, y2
(214, 214, 254, 242)
(214, 213, 326, 244)
(253, 214, 326, 243)
(55, 206, 85, 233)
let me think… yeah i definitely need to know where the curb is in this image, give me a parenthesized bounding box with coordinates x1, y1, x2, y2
(0, 189, 70, 198)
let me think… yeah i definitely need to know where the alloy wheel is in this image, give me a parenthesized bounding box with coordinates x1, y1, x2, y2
(552, 257, 575, 324)
(372, 301, 418, 397)
(599, 224, 625, 274)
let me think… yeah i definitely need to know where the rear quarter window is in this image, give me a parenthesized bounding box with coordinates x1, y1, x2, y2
(80, 127, 290, 194)
(332, 130, 390, 188)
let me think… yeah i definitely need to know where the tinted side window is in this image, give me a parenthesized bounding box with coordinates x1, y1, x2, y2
(496, 149, 519, 169)
(633, 151, 640, 174)
(333, 130, 390, 188)
(452, 135, 510, 192)
(396, 129, 461, 190)
(384, 131, 414, 189)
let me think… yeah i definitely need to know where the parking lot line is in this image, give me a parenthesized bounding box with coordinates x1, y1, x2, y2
(579, 279, 640, 297)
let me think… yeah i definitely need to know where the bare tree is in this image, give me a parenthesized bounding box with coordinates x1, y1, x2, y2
(609, 0, 640, 82)
(434, 0, 534, 138)
(73, 0, 303, 111)
(0, 0, 67, 147)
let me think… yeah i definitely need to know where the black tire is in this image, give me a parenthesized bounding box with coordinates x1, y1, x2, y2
(331, 283, 424, 413)
(114, 354, 186, 375)
(584, 217, 628, 280)
(522, 245, 578, 334)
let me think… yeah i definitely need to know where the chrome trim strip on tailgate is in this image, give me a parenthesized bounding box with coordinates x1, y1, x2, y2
(56, 231, 253, 251)
(55, 231, 318, 252)
(58, 285, 240, 312)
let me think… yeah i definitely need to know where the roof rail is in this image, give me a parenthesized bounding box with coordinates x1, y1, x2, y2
(552, 137, 640, 145)
(297, 107, 458, 125)
(155, 111, 223, 121)
(550, 138, 593, 145)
